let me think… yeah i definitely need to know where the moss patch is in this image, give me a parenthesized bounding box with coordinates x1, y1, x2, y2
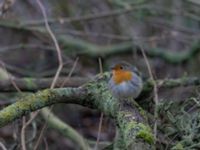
(172, 143, 184, 150)
(124, 121, 154, 145)
(24, 78, 37, 89)
(135, 123, 154, 144)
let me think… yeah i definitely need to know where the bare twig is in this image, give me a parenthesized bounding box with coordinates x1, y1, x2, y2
(21, 4, 149, 26)
(41, 108, 89, 150)
(0, 66, 28, 150)
(3, 70, 27, 150)
(34, 57, 79, 150)
(94, 58, 104, 150)
(21, 117, 27, 150)
(34, 122, 47, 150)
(0, 141, 7, 150)
(21, 112, 38, 150)
(43, 138, 49, 150)
(0, 0, 15, 17)
(139, 46, 159, 142)
(0, 77, 88, 92)
(60, 57, 79, 87)
(35, 0, 63, 88)
(0, 61, 28, 150)
(95, 113, 104, 150)
(0, 20, 199, 64)
(33, 0, 63, 149)
(35, 56, 79, 148)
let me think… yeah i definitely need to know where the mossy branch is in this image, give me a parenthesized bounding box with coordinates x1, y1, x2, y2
(41, 108, 89, 150)
(0, 87, 86, 127)
(0, 73, 154, 149)
(0, 76, 199, 92)
(0, 77, 89, 92)
(0, 20, 200, 64)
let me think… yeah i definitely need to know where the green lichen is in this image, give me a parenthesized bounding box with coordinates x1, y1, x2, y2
(24, 78, 37, 89)
(84, 72, 118, 117)
(124, 121, 154, 145)
(0, 89, 58, 127)
(117, 111, 128, 124)
(135, 123, 154, 144)
(172, 143, 184, 150)
(132, 100, 148, 121)
(116, 99, 154, 145)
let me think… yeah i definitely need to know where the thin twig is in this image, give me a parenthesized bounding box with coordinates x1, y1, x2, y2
(33, 58, 79, 150)
(0, 77, 88, 92)
(95, 113, 104, 150)
(139, 46, 159, 142)
(34, 122, 47, 150)
(21, 112, 38, 150)
(21, 117, 26, 150)
(0, 61, 28, 150)
(0, 0, 15, 17)
(60, 57, 79, 87)
(34, 0, 63, 88)
(21, 4, 149, 26)
(94, 58, 104, 150)
(35, 57, 79, 149)
(0, 141, 7, 150)
(6, 73, 27, 150)
(43, 138, 49, 150)
(33, 0, 63, 149)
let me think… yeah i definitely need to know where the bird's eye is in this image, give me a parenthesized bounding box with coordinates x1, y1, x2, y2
(120, 66, 123, 69)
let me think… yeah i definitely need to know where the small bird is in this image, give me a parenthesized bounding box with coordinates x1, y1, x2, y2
(108, 61, 143, 99)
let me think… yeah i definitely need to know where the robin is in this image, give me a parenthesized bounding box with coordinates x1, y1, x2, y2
(108, 61, 143, 99)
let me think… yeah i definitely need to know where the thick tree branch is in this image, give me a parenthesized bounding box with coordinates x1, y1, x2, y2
(0, 76, 199, 92)
(0, 77, 89, 92)
(41, 108, 89, 150)
(145, 76, 200, 91)
(0, 87, 86, 127)
(0, 73, 154, 149)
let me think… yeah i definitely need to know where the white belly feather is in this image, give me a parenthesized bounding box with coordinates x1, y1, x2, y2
(108, 73, 143, 99)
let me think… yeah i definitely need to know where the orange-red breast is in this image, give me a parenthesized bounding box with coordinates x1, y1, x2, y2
(108, 61, 143, 99)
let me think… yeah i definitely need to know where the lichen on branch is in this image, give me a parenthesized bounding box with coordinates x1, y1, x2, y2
(0, 72, 155, 149)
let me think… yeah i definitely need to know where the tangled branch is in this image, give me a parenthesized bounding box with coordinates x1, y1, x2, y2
(0, 73, 154, 149)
